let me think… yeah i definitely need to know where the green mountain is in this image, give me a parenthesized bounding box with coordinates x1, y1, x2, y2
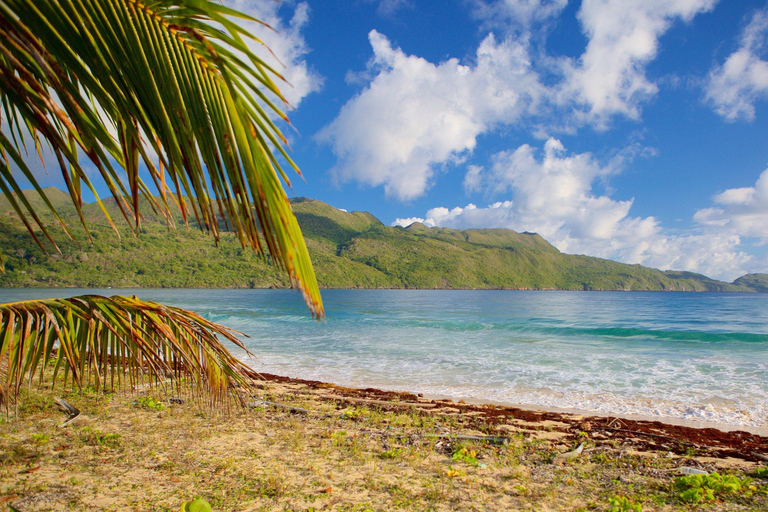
(732, 274, 768, 292)
(0, 189, 764, 291)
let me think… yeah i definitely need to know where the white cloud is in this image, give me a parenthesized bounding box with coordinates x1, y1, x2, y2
(471, 0, 568, 29)
(558, 0, 717, 127)
(392, 216, 427, 227)
(705, 9, 768, 121)
(637, 233, 751, 281)
(414, 138, 640, 249)
(375, 0, 413, 17)
(226, 0, 322, 108)
(463, 165, 484, 194)
(694, 168, 768, 240)
(392, 139, 754, 281)
(320, 0, 719, 200)
(318, 30, 543, 200)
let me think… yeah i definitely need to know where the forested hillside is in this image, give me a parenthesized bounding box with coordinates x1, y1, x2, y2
(0, 189, 762, 291)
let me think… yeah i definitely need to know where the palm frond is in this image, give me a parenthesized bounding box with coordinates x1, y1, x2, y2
(0, 0, 322, 317)
(0, 295, 260, 409)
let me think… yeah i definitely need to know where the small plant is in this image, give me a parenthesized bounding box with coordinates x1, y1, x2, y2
(379, 447, 402, 460)
(330, 431, 348, 447)
(80, 427, 120, 448)
(753, 467, 768, 479)
(674, 472, 751, 504)
(607, 495, 642, 512)
(132, 396, 165, 411)
(31, 433, 50, 445)
(341, 408, 364, 421)
(181, 498, 211, 512)
(451, 447, 479, 466)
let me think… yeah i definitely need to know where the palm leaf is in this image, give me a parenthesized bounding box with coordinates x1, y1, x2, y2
(0, 0, 323, 317)
(0, 295, 261, 410)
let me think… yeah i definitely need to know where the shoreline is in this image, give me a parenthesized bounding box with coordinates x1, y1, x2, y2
(421, 393, 768, 436)
(255, 372, 768, 464)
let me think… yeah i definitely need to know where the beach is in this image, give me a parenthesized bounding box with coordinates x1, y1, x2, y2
(1, 373, 767, 511)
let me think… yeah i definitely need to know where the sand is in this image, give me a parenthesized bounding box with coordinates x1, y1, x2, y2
(1, 373, 767, 511)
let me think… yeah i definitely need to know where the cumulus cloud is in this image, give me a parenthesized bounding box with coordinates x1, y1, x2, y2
(393, 139, 754, 281)
(392, 216, 430, 227)
(400, 138, 643, 252)
(317, 30, 543, 200)
(705, 8, 768, 121)
(558, 0, 717, 127)
(225, 0, 322, 108)
(320, 0, 719, 200)
(694, 168, 768, 239)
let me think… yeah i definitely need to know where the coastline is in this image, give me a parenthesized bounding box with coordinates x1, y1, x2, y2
(255, 372, 768, 463)
(420, 392, 768, 437)
(3, 288, 766, 435)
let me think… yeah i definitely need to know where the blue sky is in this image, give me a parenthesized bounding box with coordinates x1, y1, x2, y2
(17, 0, 768, 281)
(266, 0, 768, 281)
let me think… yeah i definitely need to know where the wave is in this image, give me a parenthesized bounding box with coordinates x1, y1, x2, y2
(531, 326, 768, 344)
(341, 316, 768, 344)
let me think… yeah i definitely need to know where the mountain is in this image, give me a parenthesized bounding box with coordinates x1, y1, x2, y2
(0, 189, 764, 291)
(732, 274, 768, 292)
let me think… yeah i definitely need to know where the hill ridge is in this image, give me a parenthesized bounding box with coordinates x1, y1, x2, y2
(0, 189, 764, 291)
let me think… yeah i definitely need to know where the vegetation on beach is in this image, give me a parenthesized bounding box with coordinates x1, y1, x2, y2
(1, 379, 767, 511)
(0, 295, 262, 412)
(1, 191, 765, 292)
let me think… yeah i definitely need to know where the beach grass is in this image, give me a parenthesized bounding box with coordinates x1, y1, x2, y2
(1, 379, 767, 511)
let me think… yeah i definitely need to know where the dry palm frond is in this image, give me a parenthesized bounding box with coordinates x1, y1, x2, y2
(0, 294, 260, 411)
(0, 0, 322, 317)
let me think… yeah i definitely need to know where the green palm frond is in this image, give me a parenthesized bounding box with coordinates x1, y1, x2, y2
(0, 294, 260, 410)
(0, 0, 322, 317)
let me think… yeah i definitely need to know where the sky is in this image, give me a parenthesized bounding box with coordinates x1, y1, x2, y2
(15, 0, 768, 281)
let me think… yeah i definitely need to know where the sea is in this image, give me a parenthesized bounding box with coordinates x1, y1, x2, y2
(2, 289, 767, 432)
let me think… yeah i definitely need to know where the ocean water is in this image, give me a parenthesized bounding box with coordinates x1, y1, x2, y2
(2, 289, 767, 430)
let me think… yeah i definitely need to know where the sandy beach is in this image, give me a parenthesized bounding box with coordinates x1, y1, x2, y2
(2, 373, 767, 511)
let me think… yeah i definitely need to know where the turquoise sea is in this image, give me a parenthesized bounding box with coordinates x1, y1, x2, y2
(2, 289, 767, 430)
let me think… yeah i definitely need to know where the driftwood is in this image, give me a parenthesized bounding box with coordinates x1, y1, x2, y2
(552, 442, 584, 465)
(53, 397, 81, 427)
(751, 452, 768, 462)
(679, 466, 708, 475)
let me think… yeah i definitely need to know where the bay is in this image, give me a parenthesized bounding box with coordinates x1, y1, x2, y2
(3, 288, 767, 431)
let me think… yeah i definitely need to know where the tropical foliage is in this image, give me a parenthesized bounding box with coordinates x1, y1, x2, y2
(0, 0, 322, 406)
(0, 295, 259, 412)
